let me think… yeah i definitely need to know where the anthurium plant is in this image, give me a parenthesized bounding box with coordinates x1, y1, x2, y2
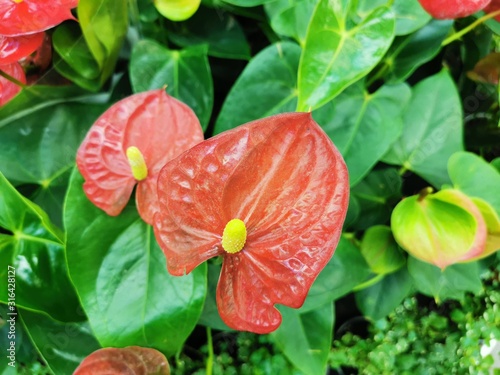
(0, 0, 499, 374)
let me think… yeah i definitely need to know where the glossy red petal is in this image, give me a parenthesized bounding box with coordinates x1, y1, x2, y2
(0, 0, 78, 36)
(217, 113, 349, 333)
(418, 0, 491, 19)
(73, 346, 170, 375)
(154, 114, 281, 275)
(0, 62, 26, 106)
(0, 32, 44, 65)
(77, 89, 203, 219)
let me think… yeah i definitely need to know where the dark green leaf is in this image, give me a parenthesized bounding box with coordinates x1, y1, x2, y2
(167, 7, 250, 60)
(272, 303, 334, 375)
(64, 170, 207, 356)
(130, 40, 213, 129)
(20, 309, 100, 375)
(382, 70, 464, 188)
(222, 0, 274, 7)
(297, 0, 395, 111)
(0, 172, 81, 321)
(355, 267, 413, 320)
(382, 20, 453, 83)
(314, 83, 411, 185)
(300, 237, 371, 312)
(349, 168, 403, 231)
(214, 42, 301, 134)
(407, 257, 482, 302)
(449, 152, 500, 215)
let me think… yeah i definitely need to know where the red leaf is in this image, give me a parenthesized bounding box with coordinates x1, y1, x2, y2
(0, 0, 78, 36)
(76, 89, 204, 223)
(73, 346, 170, 375)
(154, 112, 349, 333)
(419, 0, 491, 19)
(0, 62, 26, 106)
(0, 32, 44, 65)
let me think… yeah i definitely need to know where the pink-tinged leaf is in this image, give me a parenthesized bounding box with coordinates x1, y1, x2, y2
(73, 346, 170, 375)
(0, 0, 78, 36)
(0, 62, 26, 106)
(418, 0, 491, 19)
(0, 32, 44, 65)
(77, 89, 203, 223)
(154, 112, 349, 333)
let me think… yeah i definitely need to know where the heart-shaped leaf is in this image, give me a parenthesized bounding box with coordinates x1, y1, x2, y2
(297, 0, 395, 111)
(64, 170, 207, 356)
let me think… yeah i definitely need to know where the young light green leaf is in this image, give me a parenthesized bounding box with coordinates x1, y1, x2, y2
(272, 303, 334, 375)
(0, 172, 81, 321)
(314, 83, 411, 185)
(297, 0, 395, 111)
(64, 170, 207, 356)
(360, 225, 406, 275)
(382, 70, 464, 188)
(154, 0, 201, 21)
(214, 42, 301, 134)
(20, 310, 100, 375)
(130, 40, 213, 129)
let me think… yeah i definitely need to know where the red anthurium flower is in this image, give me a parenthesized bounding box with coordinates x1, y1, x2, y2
(153, 112, 349, 334)
(0, 61, 26, 106)
(76, 89, 204, 224)
(0, 32, 44, 65)
(484, 0, 500, 21)
(0, 0, 78, 36)
(419, 0, 491, 19)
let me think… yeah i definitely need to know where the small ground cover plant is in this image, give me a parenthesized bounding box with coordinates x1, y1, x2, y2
(0, 0, 499, 374)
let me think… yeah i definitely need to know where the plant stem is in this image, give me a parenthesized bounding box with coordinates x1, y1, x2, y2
(206, 327, 214, 375)
(352, 273, 385, 292)
(0, 69, 27, 88)
(442, 10, 500, 46)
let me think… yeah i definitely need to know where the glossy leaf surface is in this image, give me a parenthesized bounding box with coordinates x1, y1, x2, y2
(393, 0, 431, 35)
(154, 0, 201, 21)
(314, 83, 411, 185)
(0, 171, 81, 321)
(0, 0, 78, 36)
(65, 170, 207, 356)
(154, 112, 349, 333)
(418, 0, 491, 19)
(73, 346, 170, 375)
(0, 62, 26, 106)
(297, 0, 395, 111)
(130, 40, 213, 129)
(271, 303, 334, 375)
(0, 32, 44, 65)
(449, 151, 500, 214)
(360, 225, 405, 275)
(20, 309, 100, 375)
(214, 42, 301, 134)
(382, 70, 463, 187)
(76, 89, 204, 223)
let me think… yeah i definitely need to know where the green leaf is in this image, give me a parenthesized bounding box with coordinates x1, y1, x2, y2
(0, 172, 81, 321)
(392, 0, 431, 36)
(265, 0, 316, 46)
(355, 267, 413, 320)
(360, 225, 406, 275)
(20, 309, 100, 375)
(198, 263, 232, 331)
(77, 0, 128, 83)
(222, 0, 274, 7)
(382, 70, 464, 188)
(297, 0, 395, 111)
(407, 257, 482, 302)
(167, 7, 250, 60)
(349, 168, 402, 231)
(130, 40, 214, 129)
(272, 303, 334, 375)
(64, 170, 207, 356)
(154, 0, 201, 21)
(382, 20, 453, 83)
(449, 152, 500, 215)
(314, 83, 411, 185)
(214, 42, 301, 134)
(53, 52, 102, 92)
(300, 237, 371, 312)
(52, 22, 100, 80)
